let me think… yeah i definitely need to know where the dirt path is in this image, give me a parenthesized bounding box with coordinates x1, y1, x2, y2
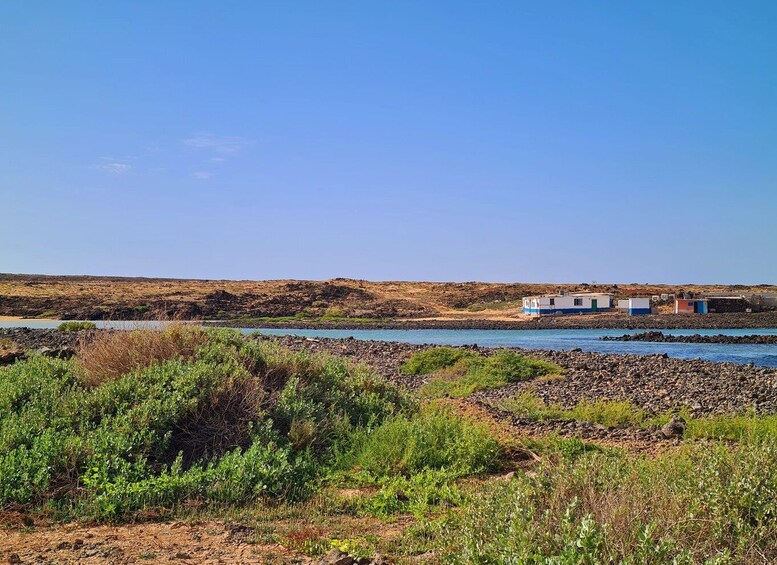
(0, 521, 311, 564)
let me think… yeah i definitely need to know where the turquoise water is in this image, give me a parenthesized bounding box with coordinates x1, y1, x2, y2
(2, 321, 776, 368)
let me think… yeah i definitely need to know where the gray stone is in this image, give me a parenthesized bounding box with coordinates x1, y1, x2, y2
(661, 415, 686, 438)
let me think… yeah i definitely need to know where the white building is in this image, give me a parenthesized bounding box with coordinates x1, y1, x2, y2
(616, 298, 651, 315)
(627, 297, 651, 315)
(522, 292, 612, 316)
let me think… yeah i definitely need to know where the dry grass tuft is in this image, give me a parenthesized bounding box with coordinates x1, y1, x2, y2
(77, 324, 208, 386)
(169, 375, 267, 465)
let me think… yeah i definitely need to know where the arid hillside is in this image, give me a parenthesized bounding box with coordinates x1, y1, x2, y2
(1, 274, 774, 322)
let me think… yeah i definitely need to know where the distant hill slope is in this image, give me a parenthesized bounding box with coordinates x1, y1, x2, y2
(1, 274, 774, 322)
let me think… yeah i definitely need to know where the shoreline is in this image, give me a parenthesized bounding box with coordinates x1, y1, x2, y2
(4, 311, 777, 331)
(205, 311, 777, 331)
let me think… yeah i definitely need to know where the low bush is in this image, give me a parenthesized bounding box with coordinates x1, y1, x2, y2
(329, 404, 503, 519)
(413, 349, 562, 398)
(0, 329, 410, 519)
(686, 412, 777, 442)
(400, 347, 477, 376)
(359, 469, 466, 518)
(57, 321, 96, 332)
(503, 392, 651, 428)
(503, 392, 777, 441)
(440, 439, 777, 563)
(337, 404, 502, 479)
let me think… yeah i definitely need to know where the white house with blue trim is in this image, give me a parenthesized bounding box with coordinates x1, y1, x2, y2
(523, 292, 612, 316)
(616, 297, 652, 316)
(626, 297, 651, 315)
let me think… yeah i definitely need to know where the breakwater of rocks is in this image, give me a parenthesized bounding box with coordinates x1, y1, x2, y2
(602, 331, 777, 344)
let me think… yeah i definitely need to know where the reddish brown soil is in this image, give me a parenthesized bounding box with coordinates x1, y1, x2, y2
(0, 520, 311, 564)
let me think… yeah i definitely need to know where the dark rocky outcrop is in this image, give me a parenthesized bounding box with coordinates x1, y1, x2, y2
(603, 331, 777, 344)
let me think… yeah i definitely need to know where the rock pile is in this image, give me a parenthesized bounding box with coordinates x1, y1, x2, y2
(603, 331, 777, 344)
(0, 328, 84, 364)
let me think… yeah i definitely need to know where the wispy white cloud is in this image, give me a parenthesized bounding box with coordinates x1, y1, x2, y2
(207, 156, 227, 163)
(183, 133, 250, 155)
(193, 171, 213, 180)
(93, 157, 133, 175)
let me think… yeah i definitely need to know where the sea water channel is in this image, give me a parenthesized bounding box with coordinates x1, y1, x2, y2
(3, 320, 777, 368)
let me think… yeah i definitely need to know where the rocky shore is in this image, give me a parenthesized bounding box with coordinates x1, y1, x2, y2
(208, 311, 777, 331)
(603, 330, 777, 344)
(260, 334, 777, 449)
(259, 334, 777, 416)
(0, 328, 84, 363)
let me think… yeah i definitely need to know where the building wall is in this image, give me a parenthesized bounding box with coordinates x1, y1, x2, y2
(628, 298, 650, 311)
(707, 297, 748, 313)
(523, 295, 611, 315)
(675, 300, 695, 314)
(675, 299, 708, 314)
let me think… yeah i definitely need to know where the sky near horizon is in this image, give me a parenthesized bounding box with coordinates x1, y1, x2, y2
(1, 1, 775, 284)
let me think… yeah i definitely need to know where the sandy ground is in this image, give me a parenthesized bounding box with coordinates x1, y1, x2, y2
(1, 520, 311, 564)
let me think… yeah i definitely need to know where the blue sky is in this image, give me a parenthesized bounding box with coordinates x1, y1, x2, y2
(1, 1, 775, 283)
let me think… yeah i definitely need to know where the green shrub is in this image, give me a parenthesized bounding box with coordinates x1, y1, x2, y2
(503, 393, 777, 440)
(440, 439, 777, 563)
(57, 321, 96, 332)
(329, 404, 503, 519)
(359, 469, 465, 518)
(0, 329, 409, 519)
(335, 404, 502, 479)
(503, 392, 650, 428)
(416, 349, 563, 398)
(400, 347, 478, 375)
(686, 412, 777, 442)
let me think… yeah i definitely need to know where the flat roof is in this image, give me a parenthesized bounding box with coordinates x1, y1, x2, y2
(524, 292, 612, 299)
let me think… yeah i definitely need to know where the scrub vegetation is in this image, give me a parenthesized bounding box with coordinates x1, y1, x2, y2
(401, 346, 562, 398)
(502, 391, 777, 441)
(0, 328, 500, 523)
(56, 320, 96, 332)
(437, 439, 777, 564)
(2, 330, 777, 563)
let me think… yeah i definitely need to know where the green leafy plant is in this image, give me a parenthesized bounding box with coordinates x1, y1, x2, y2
(409, 348, 562, 398)
(57, 321, 97, 332)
